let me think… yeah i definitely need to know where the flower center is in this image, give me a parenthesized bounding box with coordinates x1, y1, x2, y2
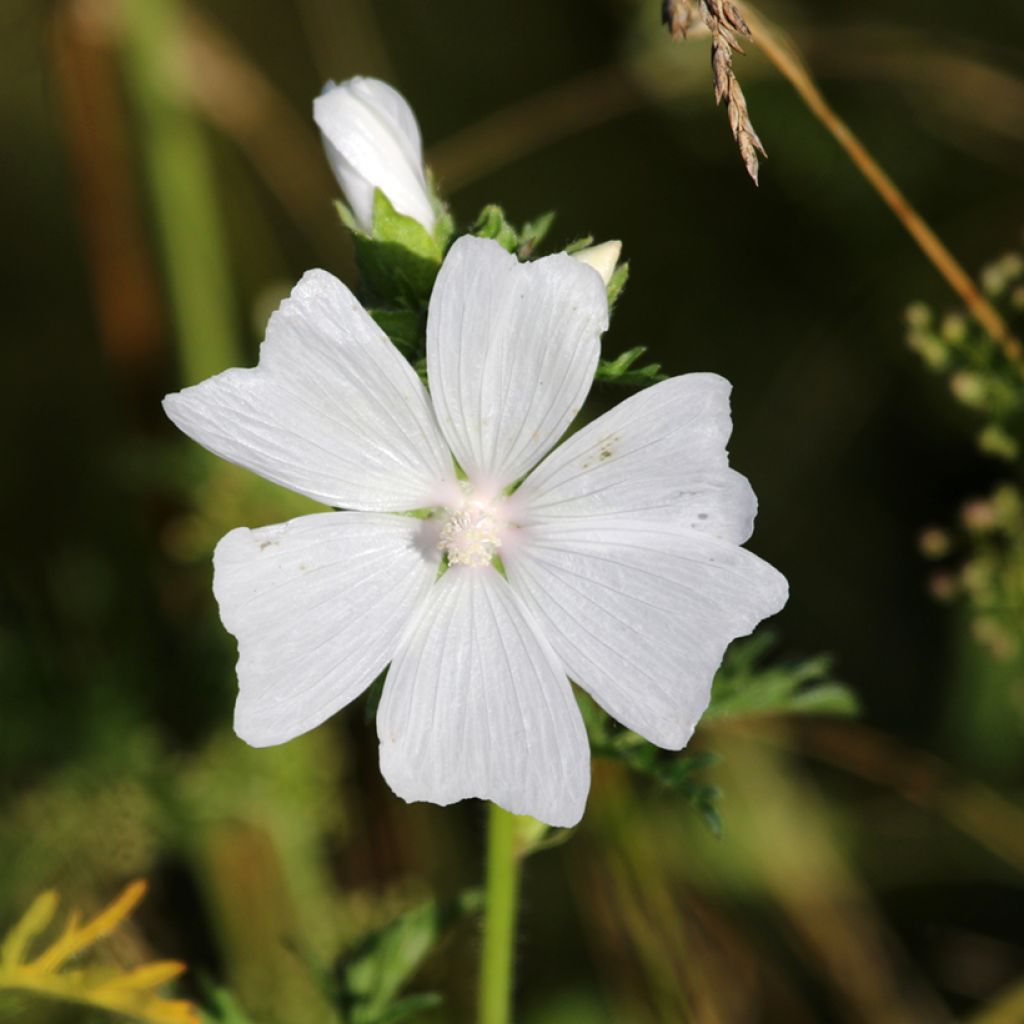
(438, 498, 504, 568)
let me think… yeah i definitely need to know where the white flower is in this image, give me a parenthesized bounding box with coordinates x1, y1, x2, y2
(314, 76, 436, 234)
(573, 240, 622, 285)
(163, 236, 787, 827)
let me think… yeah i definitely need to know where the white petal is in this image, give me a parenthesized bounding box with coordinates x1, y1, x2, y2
(377, 565, 590, 827)
(427, 236, 608, 495)
(504, 520, 788, 749)
(214, 512, 439, 746)
(163, 269, 454, 512)
(315, 77, 435, 232)
(514, 374, 757, 544)
(572, 240, 621, 286)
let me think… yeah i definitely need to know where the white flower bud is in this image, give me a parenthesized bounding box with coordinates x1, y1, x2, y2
(314, 77, 436, 234)
(572, 240, 622, 286)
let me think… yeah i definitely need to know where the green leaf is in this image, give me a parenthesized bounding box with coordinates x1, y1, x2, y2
(580, 691, 722, 835)
(471, 205, 519, 252)
(580, 634, 854, 836)
(517, 212, 556, 258)
(564, 235, 594, 254)
(595, 346, 666, 388)
(432, 207, 456, 252)
(345, 190, 444, 307)
(706, 633, 859, 722)
(376, 992, 444, 1024)
(336, 890, 482, 1024)
(422, 166, 455, 252)
(369, 309, 424, 355)
(201, 987, 258, 1024)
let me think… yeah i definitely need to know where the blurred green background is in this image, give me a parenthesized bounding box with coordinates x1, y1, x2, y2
(3, 0, 1024, 1020)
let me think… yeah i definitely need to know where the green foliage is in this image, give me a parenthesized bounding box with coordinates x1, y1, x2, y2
(606, 261, 629, 309)
(906, 247, 1024, 462)
(471, 205, 519, 252)
(201, 988, 256, 1024)
(368, 309, 424, 355)
(516, 212, 556, 258)
(563, 235, 594, 254)
(595, 345, 666, 387)
(579, 693, 722, 836)
(581, 633, 856, 836)
(705, 631, 859, 721)
(331, 891, 482, 1024)
(338, 192, 444, 308)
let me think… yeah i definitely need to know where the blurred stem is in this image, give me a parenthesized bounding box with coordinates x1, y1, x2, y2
(744, 5, 1022, 366)
(478, 803, 522, 1024)
(120, 0, 242, 385)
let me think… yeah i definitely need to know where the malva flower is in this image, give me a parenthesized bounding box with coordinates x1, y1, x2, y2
(163, 236, 787, 827)
(314, 76, 436, 234)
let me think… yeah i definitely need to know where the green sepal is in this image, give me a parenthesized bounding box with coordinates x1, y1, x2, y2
(471, 204, 519, 253)
(334, 198, 361, 233)
(369, 308, 424, 355)
(425, 167, 455, 251)
(595, 345, 666, 388)
(344, 190, 444, 307)
(517, 212, 556, 258)
(564, 235, 594, 254)
(607, 260, 630, 308)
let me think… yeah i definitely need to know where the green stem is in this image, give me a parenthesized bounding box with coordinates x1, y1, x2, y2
(120, 0, 242, 385)
(478, 803, 522, 1024)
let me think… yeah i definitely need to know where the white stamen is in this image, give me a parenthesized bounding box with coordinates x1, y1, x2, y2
(438, 499, 503, 567)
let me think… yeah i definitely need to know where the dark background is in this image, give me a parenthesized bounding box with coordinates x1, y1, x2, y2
(3, 1, 1023, 1021)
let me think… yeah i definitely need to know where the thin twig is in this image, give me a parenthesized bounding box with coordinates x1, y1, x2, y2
(742, 4, 1022, 364)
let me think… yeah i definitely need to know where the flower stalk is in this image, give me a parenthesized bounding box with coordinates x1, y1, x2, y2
(478, 803, 524, 1024)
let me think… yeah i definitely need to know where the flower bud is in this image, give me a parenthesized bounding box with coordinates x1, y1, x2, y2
(314, 77, 436, 233)
(572, 240, 622, 286)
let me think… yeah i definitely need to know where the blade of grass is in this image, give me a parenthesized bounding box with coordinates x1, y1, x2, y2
(120, 0, 242, 385)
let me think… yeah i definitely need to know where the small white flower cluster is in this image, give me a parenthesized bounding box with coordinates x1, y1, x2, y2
(163, 78, 787, 827)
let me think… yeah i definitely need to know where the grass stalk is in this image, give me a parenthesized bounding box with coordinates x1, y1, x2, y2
(120, 0, 242, 385)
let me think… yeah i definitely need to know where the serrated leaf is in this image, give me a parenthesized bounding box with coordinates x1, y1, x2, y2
(336, 890, 481, 1024)
(471, 205, 519, 252)
(706, 633, 859, 722)
(517, 212, 556, 258)
(579, 691, 722, 835)
(595, 346, 666, 388)
(564, 235, 594, 254)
